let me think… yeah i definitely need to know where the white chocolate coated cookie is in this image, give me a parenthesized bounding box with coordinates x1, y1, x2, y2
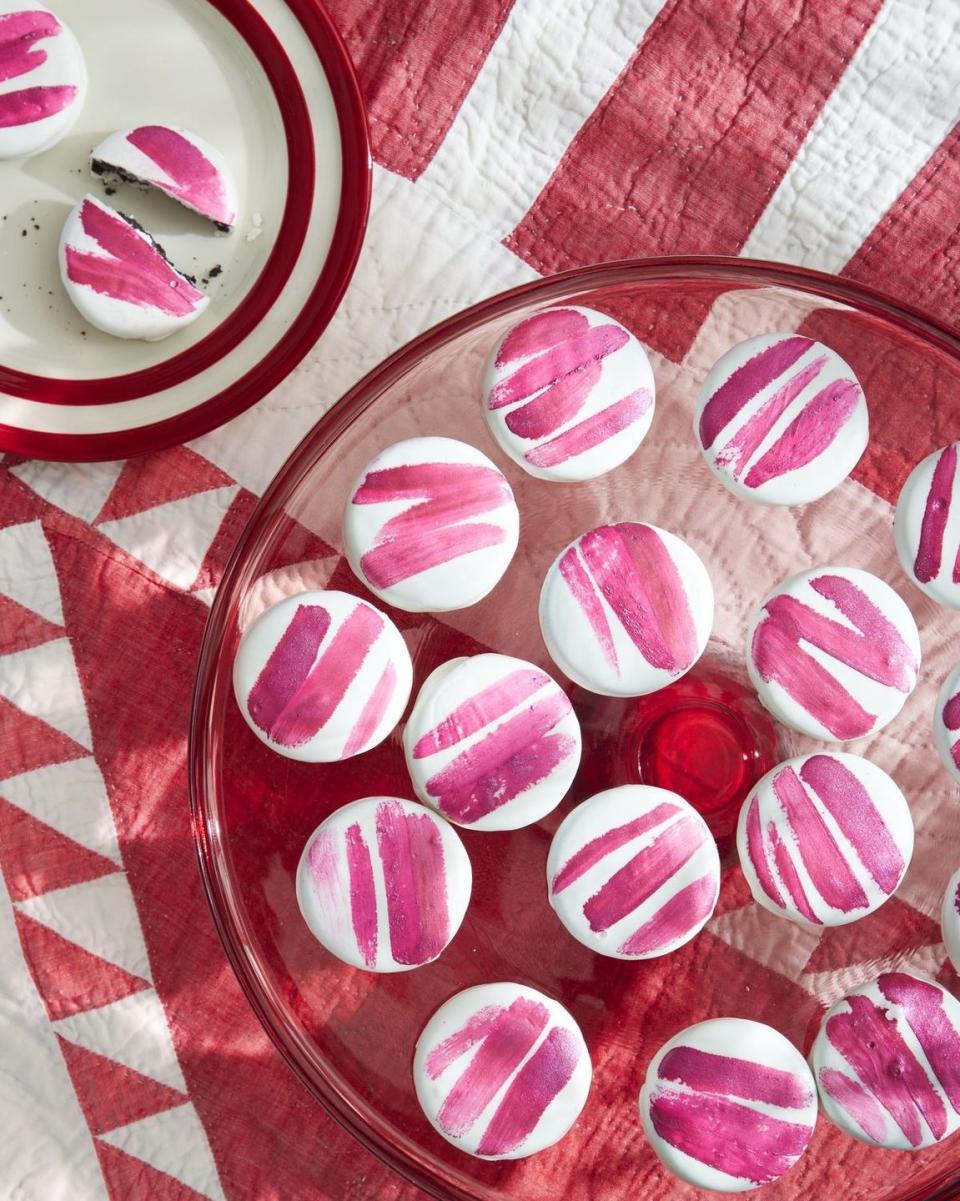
(895, 442, 960, 608)
(935, 663, 960, 785)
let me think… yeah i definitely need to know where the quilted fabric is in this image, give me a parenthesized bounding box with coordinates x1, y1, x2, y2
(2, 1, 960, 1198)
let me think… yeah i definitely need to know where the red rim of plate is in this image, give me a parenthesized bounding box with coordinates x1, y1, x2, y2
(0, 0, 371, 460)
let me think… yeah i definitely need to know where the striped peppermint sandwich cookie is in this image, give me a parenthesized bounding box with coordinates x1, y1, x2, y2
(481, 305, 656, 482)
(296, 797, 471, 973)
(941, 868, 960, 976)
(746, 565, 920, 741)
(92, 125, 238, 231)
(413, 982, 591, 1160)
(812, 972, 960, 1149)
(639, 1018, 817, 1192)
(547, 786, 720, 959)
(737, 752, 913, 929)
(60, 194, 209, 341)
(232, 590, 412, 763)
(895, 442, 960, 609)
(0, 3, 86, 160)
(539, 521, 713, 697)
(935, 664, 960, 785)
(344, 437, 520, 613)
(403, 654, 581, 831)
(695, 332, 868, 506)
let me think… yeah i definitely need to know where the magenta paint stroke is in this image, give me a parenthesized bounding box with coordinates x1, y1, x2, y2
(412, 667, 549, 758)
(64, 199, 207, 317)
(526, 388, 652, 469)
(551, 800, 679, 894)
(743, 378, 862, 489)
(488, 323, 629, 411)
(344, 822, 377, 968)
(744, 796, 785, 908)
(618, 873, 717, 955)
(826, 992, 946, 1146)
(583, 814, 705, 933)
(879, 974, 960, 1114)
(944, 689, 960, 732)
(375, 799, 449, 966)
(818, 1068, 889, 1143)
(247, 601, 383, 748)
(800, 754, 904, 894)
(578, 523, 698, 673)
(772, 766, 869, 915)
(431, 997, 549, 1136)
(751, 572, 917, 740)
(125, 125, 235, 227)
(648, 1088, 812, 1184)
(354, 461, 512, 589)
(425, 691, 576, 824)
(505, 358, 601, 440)
(558, 545, 617, 670)
(476, 1025, 581, 1156)
(699, 335, 812, 450)
(767, 821, 820, 925)
(496, 308, 588, 368)
(341, 660, 397, 758)
(658, 1045, 812, 1109)
(914, 445, 957, 584)
(0, 82, 75, 127)
(0, 9, 58, 82)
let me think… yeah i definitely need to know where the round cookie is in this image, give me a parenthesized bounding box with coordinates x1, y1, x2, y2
(941, 868, 960, 976)
(92, 125, 238, 230)
(895, 443, 960, 609)
(296, 797, 471, 972)
(403, 653, 581, 831)
(344, 437, 520, 613)
(811, 972, 960, 1149)
(639, 1018, 817, 1191)
(413, 982, 591, 1159)
(232, 590, 412, 762)
(746, 565, 920, 741)
(481, 305, 656, 482)
(694, 332, 868, 506)
(935, 664, 960, 785)
(60, 194, 209, 341)
(547, 786, 720, 959)
(539, 521, 713, 697)
(0, 3, 86, 160)
(736, 752, 913, 928)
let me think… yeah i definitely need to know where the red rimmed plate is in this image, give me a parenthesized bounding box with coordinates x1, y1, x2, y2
(0, 0, 370, 460)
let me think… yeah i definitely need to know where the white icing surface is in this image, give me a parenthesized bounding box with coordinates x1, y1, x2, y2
(941, 867, 960, 977)
(895, 442, 960, 609)
(935, 663, 960, 786)
(403, 653, 581, 831)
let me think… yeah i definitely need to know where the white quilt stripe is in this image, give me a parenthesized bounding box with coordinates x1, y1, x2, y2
(0, 758, 121, 866)
(742, 0, 960, 271)
(0, 639, 92, 750)
(0, 521, 63, 626)
(97, 1103, 226, 1201)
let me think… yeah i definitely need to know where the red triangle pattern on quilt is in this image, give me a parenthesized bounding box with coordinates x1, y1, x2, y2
(0, 797, 118, 901)
(0, 593, 63, 655)
(94, 1142, 214, 1201)
(0, 695, 88, 782)
(95, 447, 235, 525)
(58, 1036, 187, 1137)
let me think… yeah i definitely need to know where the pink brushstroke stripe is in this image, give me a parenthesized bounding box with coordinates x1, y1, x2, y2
(658, 1045, 812, 1109)
(252, 603, 383, 748)
(434, 998, 549, 1136)
(505, 358, 601, 439)
(488, 324, 629, 410)
(819, 1069, 889, 1143)
(618, 873, 717, 956)
(354, 462, 511, 589)
(65, 199, 206, 317)
(826, 993, 946, 1146)
(915, 445, 957, 584)
(127, 125, 234, 227)
(558, 546, 617, 671)
(0, 9, 57, 82)
(525, 389, 652, 469)
(0, 83, 75, 127)
(752, 573, 916, 740)
(306, 828, 341, 912)
(768, 822, 820, 925)
(375, 800, 449, 966)
(579, 524, 698, 673)
(744, 796, 785, 907)
(426, 1005, 500, 1077)
(944, 690, 960, 731)
(476, 1026, 581, 1156)
(247, 603, 331, 734)
(412, 667, 549, 758)
(345, 823, 377, 968)
(342, 661, 397, 758)
(496, 309, 588, 367)
(744, 378, 862, 489)
(716, 356, 827, 478)
(648, 1089, 812, 1185)
(425, 692, 576, 823)
(583, 815, 705, 933)
(800, 755, 904, 894)
(699, 335, 812, 450)
(551, 801, 678, 894)
(879, 974, 960, 1113)
(772, 766, 869, 914)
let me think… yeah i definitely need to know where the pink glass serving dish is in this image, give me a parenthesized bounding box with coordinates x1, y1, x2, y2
(190, 258, 960, 1201)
